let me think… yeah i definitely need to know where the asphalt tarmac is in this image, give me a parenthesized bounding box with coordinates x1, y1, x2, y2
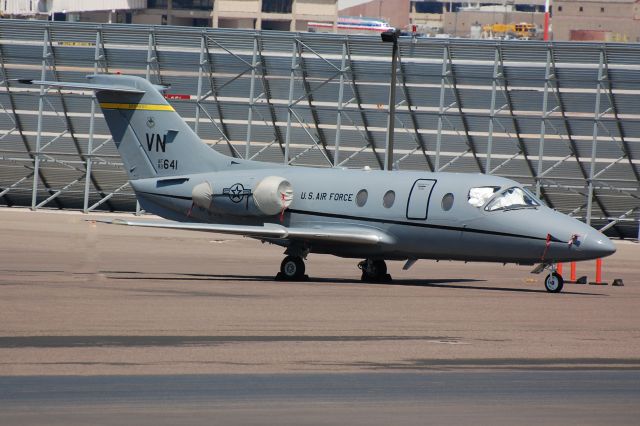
(1, 208, 639, 424)
(2, 371, 640, 425)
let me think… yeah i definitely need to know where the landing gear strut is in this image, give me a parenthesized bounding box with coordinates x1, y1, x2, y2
(358, 259, 392, 283)
(276, 255, 308, 281)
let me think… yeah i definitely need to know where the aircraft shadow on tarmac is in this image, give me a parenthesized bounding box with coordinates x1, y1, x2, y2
(102, 271, 605, 296)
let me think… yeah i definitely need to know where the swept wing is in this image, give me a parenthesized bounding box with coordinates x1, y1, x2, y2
(95, 219, 394, 246)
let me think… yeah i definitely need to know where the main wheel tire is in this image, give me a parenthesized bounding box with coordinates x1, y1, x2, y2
(280, 256, 305, 280)
(371, 260, 387, 277)
(360, 259, 389, 282)
(545, 272, 564, 293)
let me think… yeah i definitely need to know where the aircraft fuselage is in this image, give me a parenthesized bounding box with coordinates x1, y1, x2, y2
(131, 165, 615, 265)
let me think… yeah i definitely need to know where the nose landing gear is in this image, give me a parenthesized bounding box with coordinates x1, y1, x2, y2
(358, 259, 392, 283)
(544, 271, 564, 293)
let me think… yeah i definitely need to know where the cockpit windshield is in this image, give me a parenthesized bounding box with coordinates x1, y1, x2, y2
(468, 186, 500, 207)
(485, 187, 540, 211)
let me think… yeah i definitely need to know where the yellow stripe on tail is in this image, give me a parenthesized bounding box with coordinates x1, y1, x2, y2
(99, 102, 175, 111)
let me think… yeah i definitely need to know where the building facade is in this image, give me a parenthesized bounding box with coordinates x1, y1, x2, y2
(1, 0, 338, 31)
(442, 7, 545, 38)
(339, 0, 409, 29)
(338, 1, 547, 35)
(552, 0, 640, 42)
(213, 0, 337, 31)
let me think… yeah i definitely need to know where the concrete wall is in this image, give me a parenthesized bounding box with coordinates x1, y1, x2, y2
(132, 12, 164, 25)
(218, 17, 256, 29)
(48, 0, 146, 12)
(216, 0, 261, 14)
(296, 0, 336, 20)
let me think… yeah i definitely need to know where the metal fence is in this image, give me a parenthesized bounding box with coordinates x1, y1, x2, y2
(0, 19, 638, 238)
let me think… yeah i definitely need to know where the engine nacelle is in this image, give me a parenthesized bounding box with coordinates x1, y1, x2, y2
(253, 175, 293, 215)
(191, 176, 293, 217)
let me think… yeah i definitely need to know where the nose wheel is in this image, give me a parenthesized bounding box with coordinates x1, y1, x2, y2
(544, 272, 564, 293)
(276, 255, 308, 281)
(358, 259, 392, 283)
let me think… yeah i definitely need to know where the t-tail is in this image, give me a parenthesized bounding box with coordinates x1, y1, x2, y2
(18, 74, 243, 180)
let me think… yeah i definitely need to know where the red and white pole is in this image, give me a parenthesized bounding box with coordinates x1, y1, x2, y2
(543, 0, 551, 41)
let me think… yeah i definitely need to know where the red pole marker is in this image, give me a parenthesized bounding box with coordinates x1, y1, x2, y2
(543, 0, 551, 41)
(570, 262, 576, 281)
(589, 258, 608, 286)
(557, 262, 563, 275)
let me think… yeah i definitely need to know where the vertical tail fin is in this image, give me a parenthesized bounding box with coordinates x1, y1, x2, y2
(92, 74, 224, 179)
(19, 74, 230, 180)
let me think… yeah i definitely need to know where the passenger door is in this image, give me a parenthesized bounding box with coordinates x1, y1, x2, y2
(406, 179, 436, 220)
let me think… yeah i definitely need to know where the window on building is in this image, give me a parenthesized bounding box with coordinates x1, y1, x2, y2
(192, 18, 211, 27)
(173, 0, 214, 10)
(148, 0, 168, 7)
(557, 6, 562, 12)
(579, 6, 583, 12)
(414, 1, 443, 14)
(601, 7, 605, 13)
(262, 0, 293, 14)
(261, 20, 291, 31)
(515, 5, 539, 13)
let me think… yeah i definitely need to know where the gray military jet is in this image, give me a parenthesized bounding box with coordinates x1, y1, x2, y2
(19, 74, 616, 293)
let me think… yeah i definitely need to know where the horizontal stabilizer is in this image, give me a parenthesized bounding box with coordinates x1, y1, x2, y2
(15, 79, 147, 93)
(92, 219, 394, 246)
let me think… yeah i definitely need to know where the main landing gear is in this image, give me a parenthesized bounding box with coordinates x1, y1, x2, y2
(358, 259, 392, 283)
(275, 256, 392, 283)
(276, 255, 308, 281)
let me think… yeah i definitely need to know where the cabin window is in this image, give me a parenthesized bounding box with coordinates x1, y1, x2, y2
(356, 189, 368, 207)
(383, 190, 395, 208)
(468, 186, 499, 207)
(485, 187, 540, 212)
(441, 193, 454, 211)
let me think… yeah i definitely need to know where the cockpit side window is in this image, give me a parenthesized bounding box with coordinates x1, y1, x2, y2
(468, 186, 500, 208)
(485, 187, 540, 212)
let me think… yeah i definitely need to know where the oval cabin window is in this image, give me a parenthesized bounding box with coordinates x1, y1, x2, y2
(356, 189, 368, 207)
(442, 193, 454, 211)
(383, 190, 395, 208)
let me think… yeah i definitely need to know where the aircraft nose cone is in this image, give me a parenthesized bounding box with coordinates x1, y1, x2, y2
(580, 232, 616, 259)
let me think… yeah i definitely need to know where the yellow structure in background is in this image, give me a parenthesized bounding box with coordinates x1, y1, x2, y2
(482, 22, 538, 39)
